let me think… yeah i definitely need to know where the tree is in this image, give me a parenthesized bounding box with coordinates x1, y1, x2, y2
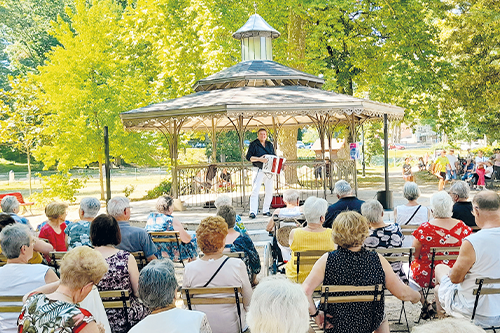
(0, 76, 47, 195)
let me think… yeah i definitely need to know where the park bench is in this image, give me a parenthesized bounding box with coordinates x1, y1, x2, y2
(0, 192, 34, 214)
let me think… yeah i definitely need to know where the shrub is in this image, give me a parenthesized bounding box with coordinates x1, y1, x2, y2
(143, 180, 172, 199)
(123, 184, 136, 198)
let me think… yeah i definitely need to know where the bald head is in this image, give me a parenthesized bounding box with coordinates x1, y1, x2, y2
(473, 191, 500, 211)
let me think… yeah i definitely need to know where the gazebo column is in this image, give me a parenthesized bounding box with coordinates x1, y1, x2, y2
(169, 119, 182, 199)
(348, 113, 358, 195)
(211, 118, 217, 162)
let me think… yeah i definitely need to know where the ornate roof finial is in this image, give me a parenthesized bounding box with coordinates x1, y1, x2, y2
(254, 2, 257, 14)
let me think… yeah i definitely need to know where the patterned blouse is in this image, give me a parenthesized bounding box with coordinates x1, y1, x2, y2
(65, 220, 92, 250)
(18, 293, 94, 333)
(225, 231, 261, 280)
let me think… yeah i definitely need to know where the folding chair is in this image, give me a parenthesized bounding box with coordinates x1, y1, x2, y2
(224, 251, 245, 259)
(293, 250, 329, 284)
(423, 246, 461, 302)
(400, 225, 419, 237)
(131, 251, 148, 271)
(148, 231, 184, 267)
(99, 290, 131, 328)
(375, 247, 415, 332)
(48, 251, 67, 276)
(0, 295, 23, 313)
(315, 284, 385, 332)
(182, 287, 245, 333)
(0, 254, 7, 266)
(472, 277, 500, 332)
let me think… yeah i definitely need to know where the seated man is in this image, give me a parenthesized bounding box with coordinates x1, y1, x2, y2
(65, 197, 101, 250)
(449, 181, 476, 227)
(434, 191, 500, 327)
(323, 180, 364, 229)
(107, 196, 157, 262)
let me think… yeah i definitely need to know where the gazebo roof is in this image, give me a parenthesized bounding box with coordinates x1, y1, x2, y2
(193, 60, 324, 92)
(232, 14, 280, 39)
(121, 85, 405, 132)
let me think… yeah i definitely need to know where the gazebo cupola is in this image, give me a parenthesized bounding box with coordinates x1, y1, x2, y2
(232, 12, 280, 61)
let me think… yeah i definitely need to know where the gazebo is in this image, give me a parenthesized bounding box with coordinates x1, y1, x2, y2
(121, 12, 404, 209)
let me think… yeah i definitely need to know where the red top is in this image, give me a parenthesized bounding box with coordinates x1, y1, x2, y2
(39, 223, 67, 251)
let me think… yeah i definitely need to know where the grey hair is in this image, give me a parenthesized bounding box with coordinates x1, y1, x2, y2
(107, 197, 130, 218)
(0, 196, 19, 213)
(80, 197, 101, 218)
(361, 199, 384, 224)
(303, 196, 328, 225)
(449, 181, 470, 200)
(0, 224, 31, 259)
(430, 191, 454, 218)
(156, 195, 174, 213)
(333, 180, 352, 196)
(216, 205, 236, 229)
(214, 194, 232, 208)
(403, 182, 421, 201)
(283, 189, 300, 204)
(411, 318, 486, 333)
(138, 259, 177, 310)
(247, 276, 309, 333)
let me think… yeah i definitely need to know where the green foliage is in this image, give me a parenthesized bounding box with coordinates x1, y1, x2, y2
(363, 122, 383, 165)
(29, 172, 86, 206)
(143, 180, 172, 200)
(471, 146, 499, 158)
(302, 127, 318, 144)
(123, 184, 136, 198)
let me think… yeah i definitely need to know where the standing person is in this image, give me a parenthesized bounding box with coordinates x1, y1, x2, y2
(433, 150, 451, 191)
(446, 149, 458, 181)
(246, 128, 275, 218)
(475, 150, 487, 165)
(402, 157, 414, 182)
(65, 197, 101, 250)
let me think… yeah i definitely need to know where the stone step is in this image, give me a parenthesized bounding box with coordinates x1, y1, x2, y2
(247, 230, 272, 243)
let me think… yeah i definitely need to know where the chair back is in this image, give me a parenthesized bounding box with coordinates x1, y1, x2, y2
(99, 290, 131, 309)
(0, 295, 24, 313)
(182, 287, 244, 333)
(0, 254, 7, 266)
(400, 225, 419, 236)
(148, 231, 184, 266)
(293, 250, 329, 283)
(224, 252, 246, 259)
(472, 277, 500, 323)
(131, 251, 148, 271)
(429, 246, 461, 262)
(48, 251, 66, 274)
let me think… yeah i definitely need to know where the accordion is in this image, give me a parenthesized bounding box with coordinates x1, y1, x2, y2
(262, 155, 286, 175)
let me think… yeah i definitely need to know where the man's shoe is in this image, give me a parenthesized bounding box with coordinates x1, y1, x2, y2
(249, 213, 256, 219)
(263, 212, 271, 217)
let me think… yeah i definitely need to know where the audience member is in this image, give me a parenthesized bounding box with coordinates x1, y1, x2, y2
(475, 163, 487, 190)
(247, 276, 309, 333)
(145, 195, 197, 262)
(218, 205, 260, 286)
(0, 214, 53, 264)
(107, 197, 157, 261)
(475, 150, 488, 165)
(183, 216, 252, 333)
(410, 191, 472, 318)
(1, 196, 29, 226)
(485, 161, 494, 181)
(303, 211, 420, 333)
(462, 158, 475, 181)
(323, 180, 364, 228)
(362, 199, 407, 283)
(285, 196, 335, 283)
(394, 182, 430, 247)
(91, 214, 150, 333)
(493, 148, 500, 179)
(0, 224, 59, 333)
(433, 150, 451, 191)
(446, 149, 458, 181)
(18, 247, 108, 333)
(412, 318, 486, 333)
(418, 157, 426, 171)
(434, 191, 500, 327)
(65, 197, 101, 250)
(130, 259, 211, 333)
(214, 194, 246, 233)
(449, 181, 476, 227)
(39, 202, 68, 251)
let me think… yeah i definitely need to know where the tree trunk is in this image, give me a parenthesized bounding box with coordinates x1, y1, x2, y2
(27, 147, 32, 196)
(278, 127, 299, 184)
(98, 156, 105, 200)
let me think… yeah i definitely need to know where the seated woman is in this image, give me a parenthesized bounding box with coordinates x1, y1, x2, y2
(18, 247, 108, 333)
(410, 191, 472, 316)
(183, 216, 252, 333)
(449, 181, 476, 227)
(0, 223, 59, 332)
(92, 214, 150, 333)
(303, 211, 421, 333)
(145, 195, 197, 262)
(38, 202, 68, 252)
(214, 194, 246, 233)
(461, 159, 475, 181)
(130, 259, 211, 333)
(217, 205, 260, 286)
(285, 196, 335, 284)
(0, 195, 30, 225)
(361, 199, 407, 284)
(247, 276, 310, 333)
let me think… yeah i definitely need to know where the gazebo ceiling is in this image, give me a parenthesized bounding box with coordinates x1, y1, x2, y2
(121, 85, 405, 132)
(193, 60, 324, 92)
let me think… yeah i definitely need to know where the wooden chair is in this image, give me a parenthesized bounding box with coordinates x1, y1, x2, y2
(0, 295, 24, 313)
(48, 251, 66, 275)
(400, 225, 419, 237)
(99, 290, 131, 328)
(148, 231, 184, 267)
(0, 253, 7, 266)
(182, 287, 245, 333)
(423, 246, 461, 302)
(131, 251, 148, 271)
(472, 277, 500, 331)
(293, 250, 329, 283)
(224, 251, 245, 259)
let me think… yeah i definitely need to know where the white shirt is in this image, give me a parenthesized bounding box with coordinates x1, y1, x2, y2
(476, 156, 488, 164)
(446, 154, 457, 170)
(129, 308, 210, 333)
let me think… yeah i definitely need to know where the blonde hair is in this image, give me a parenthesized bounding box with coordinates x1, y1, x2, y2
(332, 211, 369, 248)
(45, 202, 68, 220)
(411, 318, 485, 333)
(60, 247, 108, 289)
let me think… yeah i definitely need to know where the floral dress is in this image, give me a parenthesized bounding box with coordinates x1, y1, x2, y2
(97, 250, 150, 333)
(224, 231, 261, 281)
(65, 221, 92, 250)
(144, 212, 198, 261)
(18, 293, 94, 333)
(410, 221, 472, 288)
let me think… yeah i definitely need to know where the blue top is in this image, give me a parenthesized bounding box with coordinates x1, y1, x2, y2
(10, 213, 29, 225)
(225, 231, 261, 279)
(323, 197, 364, 229)
(245, 139, 275, 169)
(117, 221, 157, 259)
(65, 220, 92, 250)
